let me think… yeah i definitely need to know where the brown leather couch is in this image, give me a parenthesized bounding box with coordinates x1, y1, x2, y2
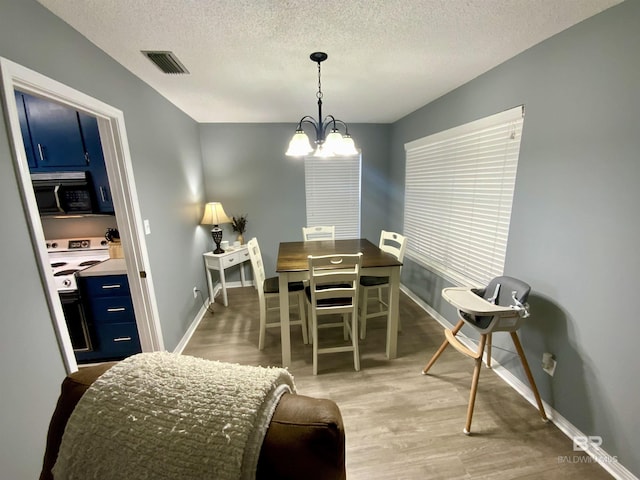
(40, 362, 346, 480)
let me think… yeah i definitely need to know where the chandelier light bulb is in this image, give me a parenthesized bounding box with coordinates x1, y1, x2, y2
(337, 134, 358, 156)
(285, 130, 313, 156)
(323, 129, 344, 155)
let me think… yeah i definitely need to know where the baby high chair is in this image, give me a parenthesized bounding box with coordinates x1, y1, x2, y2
(422, 276, 548, 434)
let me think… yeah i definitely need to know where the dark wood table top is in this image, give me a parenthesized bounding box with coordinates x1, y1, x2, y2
(277, 238, 403, 273)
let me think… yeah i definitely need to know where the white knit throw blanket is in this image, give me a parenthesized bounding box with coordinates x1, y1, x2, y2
(52, 352, 295, 480)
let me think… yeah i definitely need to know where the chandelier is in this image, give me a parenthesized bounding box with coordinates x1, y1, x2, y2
(285, 52, 358, 157)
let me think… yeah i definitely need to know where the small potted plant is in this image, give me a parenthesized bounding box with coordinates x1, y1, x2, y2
(231, 214, 248, 244)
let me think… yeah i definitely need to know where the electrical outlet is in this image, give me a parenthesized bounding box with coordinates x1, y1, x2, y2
(193, 287, 198, 299)
(542, 352, 557, 376)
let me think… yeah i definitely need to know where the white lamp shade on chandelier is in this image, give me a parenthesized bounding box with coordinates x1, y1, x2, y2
(286, 130, 313, 156)
(285, 52, 358, 158)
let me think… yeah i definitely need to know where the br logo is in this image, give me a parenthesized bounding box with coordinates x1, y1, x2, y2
(573, 435, 602, 451)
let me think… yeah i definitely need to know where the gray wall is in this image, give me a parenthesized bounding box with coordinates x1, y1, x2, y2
(199, 123, 391, 277)
(391, 1, 639, 475)
(2, 0, 638, 477)
(0, 1, 209, 477)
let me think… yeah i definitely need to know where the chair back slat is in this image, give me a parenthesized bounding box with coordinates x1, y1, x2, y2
(308, 253, 362, 309)
(303, 226, 336, 241)
(247, 237, 266, 295)
(378, 230, 407, 262)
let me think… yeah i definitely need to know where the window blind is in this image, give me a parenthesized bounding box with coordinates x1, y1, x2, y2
(404, 106, 524, 287)
(305, 155, 362, 239)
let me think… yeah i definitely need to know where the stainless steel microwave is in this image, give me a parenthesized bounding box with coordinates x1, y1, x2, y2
(31, 171, 94, 215)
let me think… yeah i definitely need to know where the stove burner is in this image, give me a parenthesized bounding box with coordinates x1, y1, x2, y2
(79, 260, 102, 267)
(54, 269, 80, 276)
(47, 237, 110, 292)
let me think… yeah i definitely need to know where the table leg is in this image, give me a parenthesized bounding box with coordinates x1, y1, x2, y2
(219, 264, 229, 307)
(205, 263, 214, 304)
(386, 266, 400, 359)
(278, 273, 291, 367)
(240, 263, 246, 287)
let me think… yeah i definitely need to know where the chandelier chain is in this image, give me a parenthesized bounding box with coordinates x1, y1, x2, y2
(285, 52, 357, 157)
(316, 61, 323, 100)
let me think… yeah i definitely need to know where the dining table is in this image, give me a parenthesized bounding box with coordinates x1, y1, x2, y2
(276, 238, 403, 367)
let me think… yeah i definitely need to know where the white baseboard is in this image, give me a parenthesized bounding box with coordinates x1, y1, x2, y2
(174, 281, 254, 355)
(401, 285, 637, 480)
(173, 296, 211, 354)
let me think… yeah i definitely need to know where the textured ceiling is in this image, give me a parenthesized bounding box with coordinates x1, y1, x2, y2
(37, 0, 621, 123)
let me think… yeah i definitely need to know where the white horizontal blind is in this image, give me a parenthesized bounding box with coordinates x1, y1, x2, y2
(305, 155, 361, 239)
(404, 106, 524, 286)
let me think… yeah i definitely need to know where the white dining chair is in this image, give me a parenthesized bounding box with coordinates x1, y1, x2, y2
(306, 252, 362, 375)
(302, 226, 335, 241)
(359, 230, 407, 339)
(247, 237, 308, 350)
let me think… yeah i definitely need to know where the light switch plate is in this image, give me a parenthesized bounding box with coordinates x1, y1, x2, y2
(144, 219, 151, 235)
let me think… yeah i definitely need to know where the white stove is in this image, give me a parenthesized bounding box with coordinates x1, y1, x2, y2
(47, 237, 110, 292)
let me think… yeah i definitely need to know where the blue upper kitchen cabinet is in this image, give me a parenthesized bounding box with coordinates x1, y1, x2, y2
(78, 113, 114, 213)
(14, 91, 37, 169)
(20, 91, 89, 169)
(17, 91, 115, 214)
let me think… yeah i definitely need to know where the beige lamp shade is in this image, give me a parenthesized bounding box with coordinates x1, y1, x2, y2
(200, 202, 231, 226)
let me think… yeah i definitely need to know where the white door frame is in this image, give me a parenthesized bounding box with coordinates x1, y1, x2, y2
(0, 57, 164, 373)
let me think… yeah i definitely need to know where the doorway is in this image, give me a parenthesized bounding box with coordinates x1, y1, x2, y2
(0, 56, 163, 373)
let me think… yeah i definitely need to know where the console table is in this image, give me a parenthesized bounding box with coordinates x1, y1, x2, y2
(203, 246, 250, 306)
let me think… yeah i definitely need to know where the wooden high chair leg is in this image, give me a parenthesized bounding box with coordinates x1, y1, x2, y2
(422, 320, 465, 374)
(464, 334, 487, 434)
(485, 333, 493, 368)
(510, 332, 548, 422)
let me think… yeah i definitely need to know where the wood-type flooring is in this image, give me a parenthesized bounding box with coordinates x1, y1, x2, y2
(183, 287, 612, 480)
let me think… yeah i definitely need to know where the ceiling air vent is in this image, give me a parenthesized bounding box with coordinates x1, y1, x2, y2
(142, 51, 189, 74)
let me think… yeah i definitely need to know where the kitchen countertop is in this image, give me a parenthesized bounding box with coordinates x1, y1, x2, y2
(78, 258, 127, 277)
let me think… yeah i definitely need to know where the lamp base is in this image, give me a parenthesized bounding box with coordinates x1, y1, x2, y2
(211, 226, 224, 254)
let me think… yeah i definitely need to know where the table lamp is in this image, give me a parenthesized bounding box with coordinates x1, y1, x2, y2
(201, 202, 232, 253)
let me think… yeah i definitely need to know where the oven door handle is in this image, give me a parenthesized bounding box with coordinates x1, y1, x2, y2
(53, 184, 65, 213)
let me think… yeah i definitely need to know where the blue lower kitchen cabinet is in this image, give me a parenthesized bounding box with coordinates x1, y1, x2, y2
(77, 273, 141, 363)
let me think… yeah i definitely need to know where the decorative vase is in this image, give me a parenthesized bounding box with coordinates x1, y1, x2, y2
(237, 233, 244, 245)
